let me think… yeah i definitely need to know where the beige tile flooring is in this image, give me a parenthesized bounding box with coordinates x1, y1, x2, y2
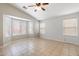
(0, 38, 79, 56)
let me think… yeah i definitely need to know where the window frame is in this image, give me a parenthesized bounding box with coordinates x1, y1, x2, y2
(63, 18, 78, 36)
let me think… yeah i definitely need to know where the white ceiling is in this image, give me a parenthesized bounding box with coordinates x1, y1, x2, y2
(11, 3, 79, 20)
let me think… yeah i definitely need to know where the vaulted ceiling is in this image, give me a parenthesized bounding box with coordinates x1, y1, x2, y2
(11, 3, 79, 20)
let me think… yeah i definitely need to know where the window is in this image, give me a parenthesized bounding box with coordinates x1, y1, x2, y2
(35, 21, 40, 33)
(3, 16, 11, 37)
(28, 21, 33, 34)
(40, 22, 45, 34)
(12, 20, 21, 35)
(12, 19, 27, 35)
(63, 18, 77, 36)
(4, 15, 34, 37)
(21, 21, 27, 34)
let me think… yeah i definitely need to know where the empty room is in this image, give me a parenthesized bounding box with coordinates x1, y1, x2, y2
(0, 3, 79, 56)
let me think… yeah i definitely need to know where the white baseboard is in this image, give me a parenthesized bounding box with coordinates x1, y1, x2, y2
(40, 36, 79, 46)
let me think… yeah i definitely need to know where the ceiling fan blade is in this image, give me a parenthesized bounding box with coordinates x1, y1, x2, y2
(28, 5, 36, 7)
(28, 6, 33, 7)
(34, 9, 37, 12)
(36, 3, 41, 6)
(42, 3, 49, 5)
(23, 6, 27, 9)
(41, 7, 45, 11)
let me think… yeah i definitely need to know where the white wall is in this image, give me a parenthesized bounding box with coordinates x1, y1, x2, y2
(0, 3, 37, 20)
(0, 3, 39, 46)
(41, 12, 79, 45)
(34, 21, 40, 37)
(40, 17, 64, 42)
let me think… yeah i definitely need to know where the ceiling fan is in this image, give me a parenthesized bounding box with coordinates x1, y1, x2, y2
(23, 3, 49, 12)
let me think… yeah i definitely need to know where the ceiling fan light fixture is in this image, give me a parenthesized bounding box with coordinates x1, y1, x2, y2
(34, 6, 42, 10)
(35, 3, 49, 11)
(23, 3, 49, 12)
